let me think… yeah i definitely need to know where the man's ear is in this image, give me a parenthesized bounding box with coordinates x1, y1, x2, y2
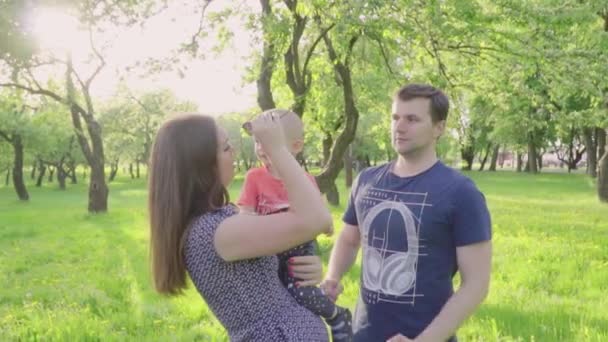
(434, 120, 446, 139)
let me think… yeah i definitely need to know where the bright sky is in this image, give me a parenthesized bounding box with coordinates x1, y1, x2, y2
(27, 1, 258, 115)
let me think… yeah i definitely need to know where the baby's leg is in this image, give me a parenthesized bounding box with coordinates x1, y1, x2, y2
(278, 241, 353, 341)
(278, 241, 336, 318)
(285, 281, 337, 318)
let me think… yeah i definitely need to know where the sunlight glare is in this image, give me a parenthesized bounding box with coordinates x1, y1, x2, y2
(29, 7, 87, 54)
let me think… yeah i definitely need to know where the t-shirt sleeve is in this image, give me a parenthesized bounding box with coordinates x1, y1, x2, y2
(342, 171, 363, 226)
(450, 179, 492, 246)
(237, 171, 258, 208)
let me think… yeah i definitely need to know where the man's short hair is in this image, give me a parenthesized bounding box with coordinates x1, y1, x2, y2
(394, 84, 450, 122)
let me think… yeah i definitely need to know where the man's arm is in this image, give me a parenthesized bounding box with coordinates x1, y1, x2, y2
(414, 240, 492, 342)
(321, 223, 361, 301)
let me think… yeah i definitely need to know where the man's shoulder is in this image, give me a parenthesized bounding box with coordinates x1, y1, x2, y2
(435, 162, 472, 183)
(434, 162, 483, 198)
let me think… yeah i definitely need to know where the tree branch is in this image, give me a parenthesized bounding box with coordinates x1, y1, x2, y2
(186, 0, 213, 56)
(0, 130, 12, 143)
(302, 23, 335, 78)
(84, 27, 106, 90)
(374, 36, 398, 78)
(0, 82, 66, 104)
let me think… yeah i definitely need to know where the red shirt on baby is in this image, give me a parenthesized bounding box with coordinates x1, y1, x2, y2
(237, 166, 318, 215)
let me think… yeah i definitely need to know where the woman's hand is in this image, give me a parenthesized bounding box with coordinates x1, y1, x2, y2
(288, 255, 323, 287)
(244, 111, 286, 151)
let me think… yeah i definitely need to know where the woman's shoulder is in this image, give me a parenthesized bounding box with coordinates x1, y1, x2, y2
(188, 205, 238, 239)
(184, 205, 238, 264)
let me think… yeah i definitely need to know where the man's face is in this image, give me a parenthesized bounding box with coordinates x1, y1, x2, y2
(391, 98, 445, 157)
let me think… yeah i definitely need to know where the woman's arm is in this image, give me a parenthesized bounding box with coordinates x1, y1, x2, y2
(214, 113, 332, 261)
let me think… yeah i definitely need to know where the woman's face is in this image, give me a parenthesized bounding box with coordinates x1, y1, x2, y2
(216, 125, 235, 187)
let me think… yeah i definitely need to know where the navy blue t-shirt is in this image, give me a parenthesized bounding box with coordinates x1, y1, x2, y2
(343, 161, 491, 341)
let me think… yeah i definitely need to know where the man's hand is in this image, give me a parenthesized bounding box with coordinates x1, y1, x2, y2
(387, 334, 413, 342)
(319, 278, 344, 302)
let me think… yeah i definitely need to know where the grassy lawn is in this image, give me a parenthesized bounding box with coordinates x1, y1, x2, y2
(1, 170, 607, 341)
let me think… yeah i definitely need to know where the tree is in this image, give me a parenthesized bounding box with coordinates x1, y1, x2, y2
(0, 84, 33, 200)
(597, 8, 608, 201)
(100, 87, 196, 181)
(30, 100, 84, 189)
(217, 112, 257, 171)
(0, 0, 161, 212)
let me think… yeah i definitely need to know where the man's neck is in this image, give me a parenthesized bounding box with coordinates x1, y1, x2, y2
(392, 149, 438, 178)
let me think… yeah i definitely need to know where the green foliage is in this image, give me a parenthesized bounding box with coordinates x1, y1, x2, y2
(216, 112, 257, 170)
(99, 87, 197, 165)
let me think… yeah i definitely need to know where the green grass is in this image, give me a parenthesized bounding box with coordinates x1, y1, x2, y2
(1, 170, 607, 341)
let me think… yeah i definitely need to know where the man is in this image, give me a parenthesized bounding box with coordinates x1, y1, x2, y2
(321, 84, 492, 341)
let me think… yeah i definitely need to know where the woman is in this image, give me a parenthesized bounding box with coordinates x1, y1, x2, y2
(148, 112, 332, 341)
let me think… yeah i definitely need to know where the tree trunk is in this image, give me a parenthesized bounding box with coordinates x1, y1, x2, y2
(598, 128, 606, 162)
(597, 14, 608, 201)
(489, 145, 500, 171)
(70, 109, 108, 212)
(599, 145, 608, 202)
(48, 166, 55, 182)
(325, 182, 340, 206)
(516, 152, 523, 172)
(136, 161, 140, 178)
(322, 133, 333, 166)
(537, 150, 543, 171)
(109, 160, 119, 182)
(31, 163, 36, 179)
(36, 163, 46, 187)
(129, 163, 135, 179)
(478, 143, 491, 171)
(109, 168, 118, 181)
(315, 34, 360, 205)
(461, 145, 474, 171)
(69, 165, 77, 184)
(527, 138, 538, 174)
(87, 159, 108, 212)
(11, 135, 29, 200)
(66, 59, 108, 213)
(57, 165, 67, 190)
(583, 127, 597, 177)
(344, 144, 353, 187)
(256, 0, 276, 111)
(5, 169, 9, 186)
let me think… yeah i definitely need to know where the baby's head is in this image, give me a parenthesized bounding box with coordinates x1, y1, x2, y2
(254, 109, 304, 167)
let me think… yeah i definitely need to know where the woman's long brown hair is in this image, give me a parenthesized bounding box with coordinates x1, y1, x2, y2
(148, 114, 229, 295)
